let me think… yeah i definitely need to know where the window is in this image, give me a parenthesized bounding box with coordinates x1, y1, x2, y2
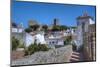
(52, 41, 55, 44)
(82, 22, 85, 32)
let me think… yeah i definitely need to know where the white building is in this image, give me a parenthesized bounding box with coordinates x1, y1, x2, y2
(48, 28, 76, 38)
(24, 33, 34, 47)
(44, 28, 76, 48)
(12, 22, 46, 47)
(45, 35, 64, 48)
(24, 31, 46, 47)
(11, 22, 76, 48)
(76, 12, 95, 49)
(63, 28, 76, 36)
(12, 28, 24, 33)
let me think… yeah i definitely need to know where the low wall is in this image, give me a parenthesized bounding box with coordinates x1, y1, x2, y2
(12, 45, 72, 66)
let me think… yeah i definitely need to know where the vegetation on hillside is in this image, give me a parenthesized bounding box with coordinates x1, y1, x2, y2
(12, 37, 25, 50)
(25, 28, 32, 33)
(64, 36, 72, 45)
(42, 25, 48, 32)
(12, 37, 19, 50)
(26, 43, 49, 55)
(51, 25, 69, 31)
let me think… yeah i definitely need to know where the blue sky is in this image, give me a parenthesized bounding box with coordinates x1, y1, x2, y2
(11, 1, 96, 28)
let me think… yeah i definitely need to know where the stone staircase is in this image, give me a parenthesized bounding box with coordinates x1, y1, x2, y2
(70, 51, 84, 62)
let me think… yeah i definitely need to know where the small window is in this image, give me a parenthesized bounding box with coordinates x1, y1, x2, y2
(52, 41, 55, 44)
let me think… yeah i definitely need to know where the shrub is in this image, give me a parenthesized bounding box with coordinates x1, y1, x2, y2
(51, 25, 68, 31)
(42, 25, 48, 31)
(28, 44, 37, 55)
(27, 43, 49, 55)
(38, 44, 49, 51)
(25, 28, 32, 33)
(18, 43, 25, 48)
(64, 36, 72, 45)
(12, 37, 25, 51)
(52, 25, 60, 31)
(12, 37, 20, 50)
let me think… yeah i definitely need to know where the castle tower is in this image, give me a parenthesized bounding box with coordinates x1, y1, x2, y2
(76, 12, 95, 49)
(53, 18, 59, 26)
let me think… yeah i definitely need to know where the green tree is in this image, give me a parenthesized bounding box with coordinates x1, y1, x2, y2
(52, 25, 60, 31)
(25, 28, 32, 33)
(12, 37, 20, 50)
(30, 24, 40, 31)
(28, 44, 38, 55)
(42, 25, 48, 31)
(64, 36, 72, 45)
(27, 43, 49, 55)
(60, 25, 68, 30)
(52, 25, 69, 31)
(38, 44, 49, 51)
